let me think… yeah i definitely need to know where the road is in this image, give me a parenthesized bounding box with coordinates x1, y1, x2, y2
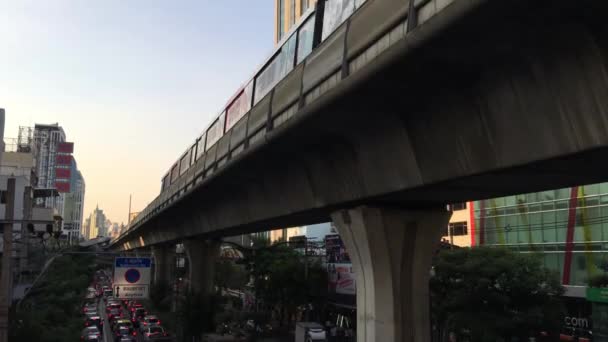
(98, 297, 113, 342)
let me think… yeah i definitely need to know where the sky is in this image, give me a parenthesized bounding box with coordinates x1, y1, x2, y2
(0, 1, 275, 224)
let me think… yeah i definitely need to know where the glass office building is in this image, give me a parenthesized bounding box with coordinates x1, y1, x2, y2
(473, 182, 608, 286)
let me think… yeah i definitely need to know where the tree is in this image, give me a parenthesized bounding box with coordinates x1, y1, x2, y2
(246, 245, 327, 327)
(430, 247, 565, 342)
(215, 259, 249, 291)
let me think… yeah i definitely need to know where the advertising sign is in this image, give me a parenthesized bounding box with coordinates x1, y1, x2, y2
(55, 181, 71, 193)
(57, 142, 74, 153)
(328, 263, 356, 295)
(55, 168, 71, 179)
(56, 154, 72, 165)
(113, 258, 151, 299)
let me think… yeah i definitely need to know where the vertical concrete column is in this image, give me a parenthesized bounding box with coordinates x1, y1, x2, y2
(331, 206, 451, 342)
(182, 239, 220, 295)
(151, 244, 175, 288)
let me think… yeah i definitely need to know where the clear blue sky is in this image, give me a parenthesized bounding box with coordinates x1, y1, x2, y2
(0, 1, 274, 223)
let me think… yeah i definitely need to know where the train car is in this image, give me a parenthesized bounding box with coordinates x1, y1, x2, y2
(125, 0, 369, 231)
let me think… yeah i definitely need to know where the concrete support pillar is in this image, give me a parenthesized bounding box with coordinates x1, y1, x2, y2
(331, 206, 451, 342)
(182, 239, 220, 295)
(151, 244, 175, 288)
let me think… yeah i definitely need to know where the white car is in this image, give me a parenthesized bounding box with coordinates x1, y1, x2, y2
(142, 326, 168, 340)
(139, 315, 161, 332)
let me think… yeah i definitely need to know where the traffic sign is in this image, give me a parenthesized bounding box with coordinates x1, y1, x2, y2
(114, 285, 149, 299)
(113, 257, 151, 299)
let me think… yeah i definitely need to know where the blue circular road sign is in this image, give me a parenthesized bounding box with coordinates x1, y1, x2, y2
(124, 268, 141, 284)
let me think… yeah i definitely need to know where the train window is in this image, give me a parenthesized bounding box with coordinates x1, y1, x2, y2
(170, 164, 179, 184)
(322, 0, 356, 41)
(226, 80, 253, 131)
(179, 150, 190, 175)
(297, 14, 315, 63)
(196, 133, 206, 159)
(254, 33, 297, 103)
(162, 174, 170, 191)
(205, 112, 225, 150)
(190, 144, 196, 165)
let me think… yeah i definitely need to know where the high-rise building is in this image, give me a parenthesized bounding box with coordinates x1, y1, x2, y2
(32, 124, 67, 213)
(62, 158, 85, 244)
(275, 0, 317, 43)
(86, 205, 108, 239)
(30, 123, 84, 241)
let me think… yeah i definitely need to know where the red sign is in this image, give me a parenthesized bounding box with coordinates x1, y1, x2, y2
(56, 154, 72, 165)
(57, 142, 74, 153)
(55, 168, 71, 179)
(55, 181, 71, 193)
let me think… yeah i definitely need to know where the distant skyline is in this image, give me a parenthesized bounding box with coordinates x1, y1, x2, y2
(0, 1, 274, 223)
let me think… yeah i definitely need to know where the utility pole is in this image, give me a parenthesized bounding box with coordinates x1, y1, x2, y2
(0, 178, 16, 342)
(127, 194, 132, 226)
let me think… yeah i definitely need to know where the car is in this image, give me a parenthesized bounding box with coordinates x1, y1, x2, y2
(128, 301, 144, 313)
(113, 319, 136, 340)
(103, 288, 113, 297)
(108, 307, 123, 321)
(118, 337, 136, 342)
(139, 315, 161, 332)
(130, 307, 147, 327)
(85, 315, 103, 329)
(83, 302, 98, 313)
(84, 311, 99, 321)
(142, 326, 169, 341)
(106, 302, 122, 313)
(81, 326, 102, 340)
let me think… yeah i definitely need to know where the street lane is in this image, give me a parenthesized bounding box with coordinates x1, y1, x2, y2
(99, 297, 112, 342)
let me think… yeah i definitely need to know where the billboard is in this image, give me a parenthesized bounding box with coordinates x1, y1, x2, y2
(55, 181, 71, 193)
(328, 263, 356, 295)
(56, 154, 72, 165)
(57, 142, 74, 153)
(55, 168, 71, 179)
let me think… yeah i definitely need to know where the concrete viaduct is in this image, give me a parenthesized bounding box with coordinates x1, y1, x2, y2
(112, 0, 608, 341)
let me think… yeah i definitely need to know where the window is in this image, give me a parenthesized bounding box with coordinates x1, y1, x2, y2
(290, 0, 296, 27)
(254, 33, 297, 103)
(322, 0, 356, 41)
(170, 164, 179, 184)
(448, 222, 468, 236)
(278, 0, 285, 41)
(0, 191, 6, 204)
(196, 134, 206, 160)
(450, 203, 467, 211)
(297, 14, 315, 63)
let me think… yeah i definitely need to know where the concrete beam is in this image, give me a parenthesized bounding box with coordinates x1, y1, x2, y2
(183, 239, 220, 296)
(332, 206, 451, 342)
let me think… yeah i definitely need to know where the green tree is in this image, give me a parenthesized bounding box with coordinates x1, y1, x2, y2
(246, 245, 327, 327)
(430, 247, 565, 342)
(215, 259, 249, 291)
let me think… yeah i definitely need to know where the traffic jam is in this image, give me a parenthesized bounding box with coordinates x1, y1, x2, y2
(80, 268, 172, 341)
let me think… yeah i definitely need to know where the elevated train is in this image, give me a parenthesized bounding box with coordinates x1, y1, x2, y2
(122, 0, 438, 234)
(159, 0, 362, 194)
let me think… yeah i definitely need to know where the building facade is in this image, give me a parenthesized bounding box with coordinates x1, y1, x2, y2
(32, 124, 66, 214)
(275, 0, 317, 43)
(473, 183, 608, 339)
(62, 159, 85, 244)
(85, 205, 108, 239)
(441, 202, 474, 247)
